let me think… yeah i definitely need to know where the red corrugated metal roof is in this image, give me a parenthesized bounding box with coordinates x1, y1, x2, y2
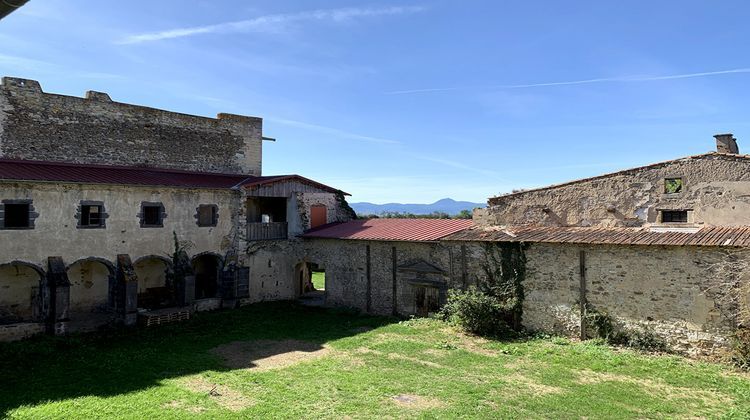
(302, 218, 475, 242)
(442, 225, 750, 247)
(0, 159, 344, 192)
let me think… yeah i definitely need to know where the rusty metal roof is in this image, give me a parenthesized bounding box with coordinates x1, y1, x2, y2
(442, 225, 750, 247)
(0, 158, 344, 192)
(302, 218, 475, 242)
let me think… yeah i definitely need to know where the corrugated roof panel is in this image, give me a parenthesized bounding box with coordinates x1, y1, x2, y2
(302, 219, 475, 242)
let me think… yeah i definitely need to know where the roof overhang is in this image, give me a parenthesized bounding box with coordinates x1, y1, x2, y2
(0, 0, 30, 20)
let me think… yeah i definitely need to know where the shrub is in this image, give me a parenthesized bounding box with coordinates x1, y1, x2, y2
(439, 287, 514, 337)
(731, 327, 750, 370)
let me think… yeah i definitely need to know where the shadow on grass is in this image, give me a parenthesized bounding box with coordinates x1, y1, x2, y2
(0, 301, 396, 416)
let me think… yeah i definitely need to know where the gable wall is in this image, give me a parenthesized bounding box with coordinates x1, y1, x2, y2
(478, 155, 750, 227)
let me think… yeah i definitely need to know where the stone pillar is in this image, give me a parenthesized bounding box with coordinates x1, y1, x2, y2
(115, 254, 138, 326)
(45, 256, 70, 335)
(179, 275, 195, 308)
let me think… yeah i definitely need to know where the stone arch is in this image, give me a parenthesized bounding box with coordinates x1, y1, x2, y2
(66, 257, 115, 314)
(134, 255, 173, 309)
(0, 260, 45, 323)
(192, 252, 223, 299)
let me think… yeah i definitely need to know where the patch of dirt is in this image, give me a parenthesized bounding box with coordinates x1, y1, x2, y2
(211, 339, 330, 371)
(575, 370, 731, 408)
(180, 376, 254, 412)
(391, 394, 445, 409)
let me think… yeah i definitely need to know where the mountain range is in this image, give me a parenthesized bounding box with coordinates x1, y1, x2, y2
(350, 198, 485, 216)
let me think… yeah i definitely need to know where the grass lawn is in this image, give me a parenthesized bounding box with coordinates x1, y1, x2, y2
(312, 271, 325, 290)
(2, 302, 749, 419)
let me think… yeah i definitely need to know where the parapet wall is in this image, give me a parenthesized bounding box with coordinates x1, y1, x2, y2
(0, 77, 263, 175)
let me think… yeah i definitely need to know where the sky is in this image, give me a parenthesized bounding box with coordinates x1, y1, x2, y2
(1, 1, 750, 204)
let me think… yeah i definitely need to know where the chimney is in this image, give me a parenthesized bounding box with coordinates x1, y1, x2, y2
(714, 133, 739, 154)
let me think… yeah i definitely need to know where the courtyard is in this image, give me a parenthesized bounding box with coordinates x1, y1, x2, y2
(2, 302, 749, 419)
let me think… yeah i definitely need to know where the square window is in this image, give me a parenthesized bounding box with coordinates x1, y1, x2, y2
(4, 203, 30, 228)
(665, 178, 683, 194)
(661, 210, 688, 223)
(80, 204, 104, 227)
(141, 203, 164, 227)
(197, 205, 217, 227)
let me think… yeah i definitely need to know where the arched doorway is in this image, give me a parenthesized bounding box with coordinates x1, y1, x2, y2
(66, 258, 114, 315)
(134, 256, 173, 310)
(192, 253, 222, 300)
(0, 261, 44, 324)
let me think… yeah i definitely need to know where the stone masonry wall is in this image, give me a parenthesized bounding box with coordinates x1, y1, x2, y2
(521, 242, 742, 357)
(478, 154, 750, 228)
(0, 77, 263, 175)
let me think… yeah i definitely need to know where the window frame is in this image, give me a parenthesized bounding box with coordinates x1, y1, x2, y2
(0, 199, 38, 230)
(139, 202, 167, 228)
(76, 200, 108, 229)
(195, 204, 218, 227)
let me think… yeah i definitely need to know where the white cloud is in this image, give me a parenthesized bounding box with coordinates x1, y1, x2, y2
(118, 6, 425, 44)
(386, 68, 750, 95)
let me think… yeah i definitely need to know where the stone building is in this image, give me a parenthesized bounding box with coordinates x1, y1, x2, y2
(306, 135, 750, 356)
(0, 77, 354, 340)
(2, 75, 749, 358)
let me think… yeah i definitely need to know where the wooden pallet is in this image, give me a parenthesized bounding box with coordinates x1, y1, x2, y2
(139, 308, 191, 327)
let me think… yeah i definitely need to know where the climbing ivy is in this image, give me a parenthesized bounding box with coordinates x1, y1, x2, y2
(478, 242, 527, 330)
(335, 190, 357, 220)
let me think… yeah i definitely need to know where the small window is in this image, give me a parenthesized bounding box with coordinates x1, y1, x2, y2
(4, 203, 30, 228)
(665, 178, 683, 194)
(78, 201, 107, 228)
(661, 210, 688, 223)
(196, 204, 218, 227)
(140, 202, 166, 227)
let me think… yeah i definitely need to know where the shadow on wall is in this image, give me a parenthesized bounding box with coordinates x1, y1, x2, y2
(0, 301, 396, 416)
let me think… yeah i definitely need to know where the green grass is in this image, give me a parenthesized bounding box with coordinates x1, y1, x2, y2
(312, 271, 325, 290)
(1, 302, 749, 419)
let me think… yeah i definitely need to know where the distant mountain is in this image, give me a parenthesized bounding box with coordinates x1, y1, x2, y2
(350, 198, 485, 216)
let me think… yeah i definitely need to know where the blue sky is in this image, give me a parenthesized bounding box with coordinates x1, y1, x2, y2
(2, 1, 749, 203)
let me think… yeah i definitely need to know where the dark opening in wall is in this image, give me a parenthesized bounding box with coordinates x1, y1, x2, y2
(78, 201, 107, 228)
(661, 210, 688, 223)
(140, 202, 166, 228)
(196, 204, 218, 227)
(4, 203, 30, 228)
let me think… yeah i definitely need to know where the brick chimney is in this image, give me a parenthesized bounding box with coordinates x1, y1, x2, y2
(714, 133, 739, 154)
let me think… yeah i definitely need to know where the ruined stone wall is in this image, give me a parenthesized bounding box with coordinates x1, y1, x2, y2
(296, 192, 355, 232)
(480, 154, 750, 227)
(0, 77, 263, 175)
(0, 181, 242, 268)
(521, 242, 742, 357)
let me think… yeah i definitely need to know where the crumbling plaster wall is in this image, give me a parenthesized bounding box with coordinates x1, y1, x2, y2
(0, 77, 263, 175)
(296, 192, 354, 232)
(479, 154, 750, 227)
(0, 181, 242, 269)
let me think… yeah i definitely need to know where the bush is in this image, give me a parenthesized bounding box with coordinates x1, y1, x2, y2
(731, 327, 750, 370)
(439, 287, 514, 337)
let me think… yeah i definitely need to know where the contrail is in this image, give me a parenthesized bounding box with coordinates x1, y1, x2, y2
(386, 68, 750, 95)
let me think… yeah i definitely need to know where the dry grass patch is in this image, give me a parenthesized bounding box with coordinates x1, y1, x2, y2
(390, 394, 445, 410)
(575, 370, 732, 409)
(354, 346, 444, 368)
(179, 375, 254, 412)
(211, 339, 330, 371)
(503, 373, 565, 396)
